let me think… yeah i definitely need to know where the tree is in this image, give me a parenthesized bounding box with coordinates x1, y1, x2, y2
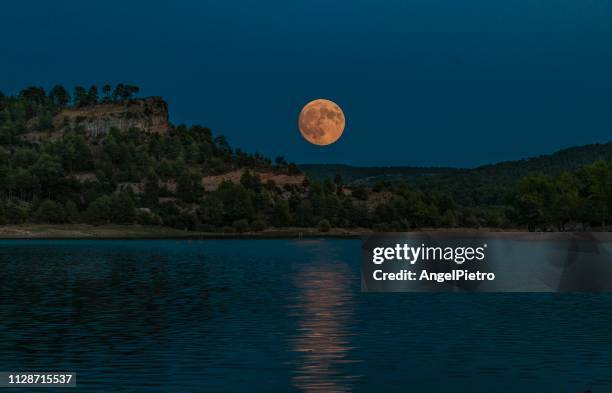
(214, 135, 231, 154)
(440, 209, 458, 228)
(19, 86, 47, 119)
(217, 181, 253, 222)
(240, 170, 261, 191)
(338, 198, 358, 227)
(112, 84, 125, 102)
(36, 199, 66, 223)
(143, 171, 160, 207)
(109, 193, 136, 224)
(296, 199, 314, 227)
(102, 84, 112, 103)
(48, 85, 70, 108)
(552, 172, 581, 231)
(37, 111, 54, 131)
(580, 160, 611, 228)
(251, 219, 267, 231)
(31, 154, 63, 197)
(271, 199, 291, 227)
(197, 195, 224, 228)
(59, 134, 94, 172)
(233, 219, 250, 233)
(124, 84, 140, 100)
(4, 200, 27, 224)
(177, 171, 203, 203)
(287, 163, 300, 175)
(334, 174, 343, 189)
(85, 195, 112, 224)
(317, 219, 331, 232)
(73, 86, 88, 107)
(275, 156, 287, 168)
(112, 83, 140, 102)
(64, 200, 80, 223)
(88, 85, 99, 105)
(352, 186, 368, 201)
(13, 168, 38, 200)
(514, 174, 555, 231)
(19, 86, 46, 104)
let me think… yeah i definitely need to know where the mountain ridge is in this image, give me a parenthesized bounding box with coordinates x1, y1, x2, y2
(301, 142, 612, 185)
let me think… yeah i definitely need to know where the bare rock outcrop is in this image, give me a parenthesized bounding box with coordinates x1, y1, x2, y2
(201, 169, 305, 191)
(53, 97, 170, 136)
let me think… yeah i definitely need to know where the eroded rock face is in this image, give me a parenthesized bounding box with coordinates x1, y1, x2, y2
(201, 169, 305, 191)
(53, 97, 170, 136)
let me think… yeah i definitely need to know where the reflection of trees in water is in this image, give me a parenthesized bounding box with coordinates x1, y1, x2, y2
(287, 259, 359, 393)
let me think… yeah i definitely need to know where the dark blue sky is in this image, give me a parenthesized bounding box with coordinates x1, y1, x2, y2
(1, 0, 611, 167)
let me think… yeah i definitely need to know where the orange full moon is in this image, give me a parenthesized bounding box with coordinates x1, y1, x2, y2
(298, 99, 345, 146)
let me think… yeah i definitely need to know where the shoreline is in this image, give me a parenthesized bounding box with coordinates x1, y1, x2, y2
(0, 224, 609, 240)
(0, 224, 368, 240)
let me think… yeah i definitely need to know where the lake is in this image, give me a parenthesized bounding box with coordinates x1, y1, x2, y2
(0, 239, 610, 392)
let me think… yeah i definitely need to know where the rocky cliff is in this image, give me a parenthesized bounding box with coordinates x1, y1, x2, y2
(52, 96, 170, 136)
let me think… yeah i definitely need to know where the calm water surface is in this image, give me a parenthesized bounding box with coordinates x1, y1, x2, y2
(0, 239, 610, 392)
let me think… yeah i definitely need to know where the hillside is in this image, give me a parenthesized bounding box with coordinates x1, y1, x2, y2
(0, 84, 610, 233)
(302, 142, 612, 206)
(419, 142, 612, 206)
(303, 143, 612, 185)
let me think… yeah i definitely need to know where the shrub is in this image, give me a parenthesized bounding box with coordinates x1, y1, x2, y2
(108, 193, 136, 224)
(222, 226, 236, 234)
(136, 210, 162, 226)
(0, 202, 6, 225)
(85, 195, 111, 224)
(251, 219, 267, 232)
(233, 219, 250, 233)
(317, 219, 331, 232)
(178, 212, 198, 231)
(351, 186, 368, 201)
(36, 199, 66, 223)
(64, 200, 80, 223)
(5, 201, 28, 224)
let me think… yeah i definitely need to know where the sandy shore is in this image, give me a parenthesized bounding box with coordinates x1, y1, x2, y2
(0, 225, 609, 240)
(0, 224, 370, 239)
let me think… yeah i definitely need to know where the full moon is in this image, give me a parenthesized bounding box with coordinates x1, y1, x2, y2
(298, 99, 345, 146)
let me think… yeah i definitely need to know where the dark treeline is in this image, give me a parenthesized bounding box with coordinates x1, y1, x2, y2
(0, 86, 610, 232)
(0, 83, 140, 141)
(26, 83, 139, 109)
(512, 163, 611, 231)
(347, 158, 611, 232)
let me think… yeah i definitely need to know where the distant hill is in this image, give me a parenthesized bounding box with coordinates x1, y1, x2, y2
(301, 142, 612, 206)
(467, 142, 612, 179)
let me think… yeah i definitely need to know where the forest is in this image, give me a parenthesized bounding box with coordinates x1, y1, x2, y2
(0, 84, 610, 232)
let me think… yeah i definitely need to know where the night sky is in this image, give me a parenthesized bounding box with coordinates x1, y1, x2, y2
(1, 0, 611, 167)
